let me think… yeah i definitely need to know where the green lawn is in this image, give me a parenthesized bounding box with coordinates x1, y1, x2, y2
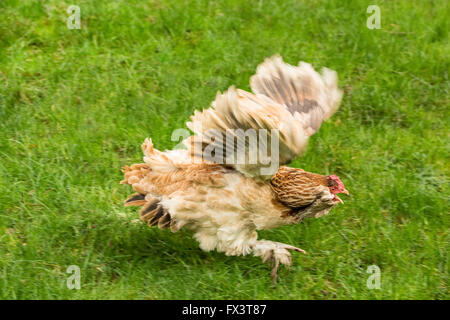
(0, 0, 448, 299)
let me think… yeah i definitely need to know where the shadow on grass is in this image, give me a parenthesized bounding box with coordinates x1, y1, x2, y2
(102, 222, 264, 275)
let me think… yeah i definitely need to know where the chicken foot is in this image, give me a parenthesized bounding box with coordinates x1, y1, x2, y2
(252, 240, 306, 282)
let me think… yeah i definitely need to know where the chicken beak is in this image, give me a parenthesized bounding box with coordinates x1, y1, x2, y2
(342, 188, 349, 195)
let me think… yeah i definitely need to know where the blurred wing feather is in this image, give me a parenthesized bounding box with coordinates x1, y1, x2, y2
(186, 55, 343, 179)
(250, 55, 343, 136)
(186, 87, 307, 178)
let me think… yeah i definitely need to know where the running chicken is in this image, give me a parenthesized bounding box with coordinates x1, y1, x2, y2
(121, 55, 348, 280)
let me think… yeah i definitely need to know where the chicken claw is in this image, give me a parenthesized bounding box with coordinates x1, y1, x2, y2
(255, 240, 306, 282)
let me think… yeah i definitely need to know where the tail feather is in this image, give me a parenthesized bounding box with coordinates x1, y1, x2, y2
(121, 138, 184, 231)
(158, 213, 171, 229)
(124, 193, 146, 207)
(137, 197, 172, 230)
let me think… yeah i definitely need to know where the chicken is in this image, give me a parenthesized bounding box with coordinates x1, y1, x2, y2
(121, 55, 348, 280)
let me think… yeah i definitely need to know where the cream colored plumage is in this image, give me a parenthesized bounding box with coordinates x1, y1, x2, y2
(121, 55, 346, 280)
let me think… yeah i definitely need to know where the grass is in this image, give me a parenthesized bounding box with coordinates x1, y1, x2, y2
(0, 0, 448, 300)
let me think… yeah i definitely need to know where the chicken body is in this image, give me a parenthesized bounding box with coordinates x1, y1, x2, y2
(121, 55, 346, 280)
(121, 139, 337, 275)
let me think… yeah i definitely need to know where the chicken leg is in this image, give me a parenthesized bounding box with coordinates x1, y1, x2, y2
(252, 240, 306, 282)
